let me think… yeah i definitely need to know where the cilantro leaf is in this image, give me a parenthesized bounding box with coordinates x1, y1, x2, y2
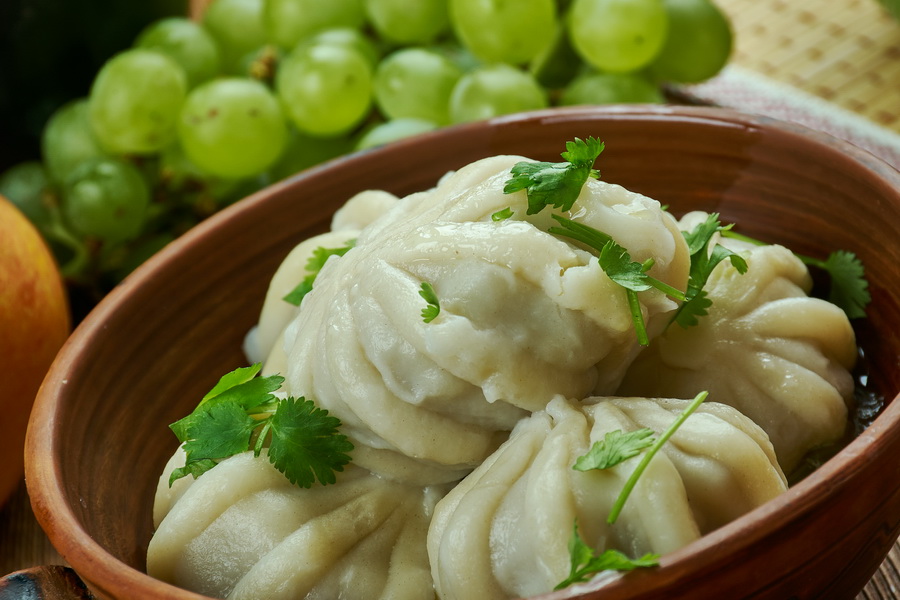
(503, 137, 605, 215)
(555, 521, 659, 590)
(283, 240, 355, 306)
(202, 363, 262, 402)
(419, 281, 441, 323)
(168, 459, 217, 487)
(182, 402, 260, 460)
(573, 428, 656, 471)
(267, 396, 354, 488)
(607, 391, 708, 524)
(671, 214, 748, 330)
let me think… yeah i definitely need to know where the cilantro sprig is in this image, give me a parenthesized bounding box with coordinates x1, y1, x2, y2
(503, 137, 605, 215)
(720, 230, 870, 319)
(555, 521, 659, 590)
(169, 364, 353, 488)
(283, 240, 356, 306)
(419, 281, 441, 323)
(670, 214, 748, 329)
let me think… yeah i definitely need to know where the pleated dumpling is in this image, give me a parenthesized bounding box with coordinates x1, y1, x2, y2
(148, 450, 446, 600)
(618, 211, 857, 473)
(427, 396, 787, 600)
(281, 155, 691, 483)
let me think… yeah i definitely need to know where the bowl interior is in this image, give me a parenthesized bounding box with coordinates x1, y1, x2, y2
(26, 106, 900, 599)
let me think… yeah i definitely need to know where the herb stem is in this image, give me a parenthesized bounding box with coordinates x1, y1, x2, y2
(626, 290, 649, 346)
(607, 390, 709, 524)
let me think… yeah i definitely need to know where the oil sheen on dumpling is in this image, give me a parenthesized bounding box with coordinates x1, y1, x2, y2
(280, 155, 691, 483)
(426, 396, 787, 600)
(148, 450, 445, 600)
(618, 212, 857, 473)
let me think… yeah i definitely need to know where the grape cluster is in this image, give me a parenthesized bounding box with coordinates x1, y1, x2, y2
(0, 0, 732, 304)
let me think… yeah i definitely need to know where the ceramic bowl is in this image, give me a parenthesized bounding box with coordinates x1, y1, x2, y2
(25, 105, 900, 599)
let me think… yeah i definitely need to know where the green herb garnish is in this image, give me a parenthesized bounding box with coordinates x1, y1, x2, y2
(573, 428, 656, 471)
(671, 214, 748, 329)
(283, 240, 356, 306)
(419, 281, 441, 323)
(169, 364, 353, 488)
(491, 207, 514, 221)
(720, 230, 870, 319)
(555, 521, 660, 590)
(503, 137, 605, 215)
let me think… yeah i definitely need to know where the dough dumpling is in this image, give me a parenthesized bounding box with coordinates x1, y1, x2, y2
(618, 212, 857, 473)
(427, 396, 787, 600)
(281, 155, 691, 483)
(148, 450, 445, 600)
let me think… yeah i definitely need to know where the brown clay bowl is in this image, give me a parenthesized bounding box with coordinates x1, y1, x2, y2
(25, 105, 900, 599)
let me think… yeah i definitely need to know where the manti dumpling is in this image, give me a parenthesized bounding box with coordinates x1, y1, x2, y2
(148, 449, 446, 600)
(278, 155, 691, 483)
(427, 396, 788, 600)
(618, 211, 857, 473)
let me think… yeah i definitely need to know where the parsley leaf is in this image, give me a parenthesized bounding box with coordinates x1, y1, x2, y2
(168, 365, 353, 489)
(572, 429, 656, 471)
(555, 521, 660, 590)
(419, 281, 441, 323)
(283, 240, 356, 306)
(719, 230, 871, 319)
(671, 214, 748, 329)
(503, 137, 605, 215)
(267, 396, 354, 488)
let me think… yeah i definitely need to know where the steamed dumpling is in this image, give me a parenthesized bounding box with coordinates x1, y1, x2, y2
(148, 450, 445, 600)
(618, 212, 857, 473)
(280, 155, 691, 483)
(426, 396, 787, 600)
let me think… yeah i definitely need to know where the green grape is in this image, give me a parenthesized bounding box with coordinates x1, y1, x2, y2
(449, 0, 557, 65)
(568, 0, 668, 73)
(647, 0, 732, 83)
(158, 142, 243, 204)
(355, 118, 438, 151)
(561, 72, 664, 105)
(41, 99, 108, 185)
(135, 17, 221, 87)
(297, 28, 381, 68)
(269, 128, 355, 180)
(365, 0, 449, 44)
(374, 48, 461, 125)
(178, 78, 288, 179)
(62, 158, 150, 243)
(263, 0, 366, 49)
(276, 43, 373, 137)
(449, 64, 548, 124)
(88, 49, 188, 155)
(203, 0, 267, 73)
(0, 161, 53, 228)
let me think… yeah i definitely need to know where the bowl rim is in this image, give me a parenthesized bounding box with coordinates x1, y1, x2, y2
(25, 104, 900, 599)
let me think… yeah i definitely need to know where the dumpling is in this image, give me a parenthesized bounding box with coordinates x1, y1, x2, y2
(148, 449, 446, 600)
(617, 211, 857, 473)
(280, 155, 691, 483)
(426, 396, 787, 600)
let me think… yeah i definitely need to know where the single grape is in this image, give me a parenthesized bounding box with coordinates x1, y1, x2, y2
(0, 161, 53, 228)
(276, 42, 373, 137)
(561, 72, 664, 105)
(178, 78, 288, 179)
(263, 0, 366, 49)
(135, 17, 221, 87)
(203, 0, 267, 74)
(647, 0, 732, 83)
(62, 158, 150, 243)
(41, 99, 108, 184)
(269, 128, 356, 180)
(88, 49, 188, 155)
(365, 0, 449, 44)
(568, 0, 668, 73)
(297, 27, 381, 68)
(355, 118, 438, 151)
(449, 0, 556, 65)
(374, 48, 461, 125)
(448, 64, 548, 124)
